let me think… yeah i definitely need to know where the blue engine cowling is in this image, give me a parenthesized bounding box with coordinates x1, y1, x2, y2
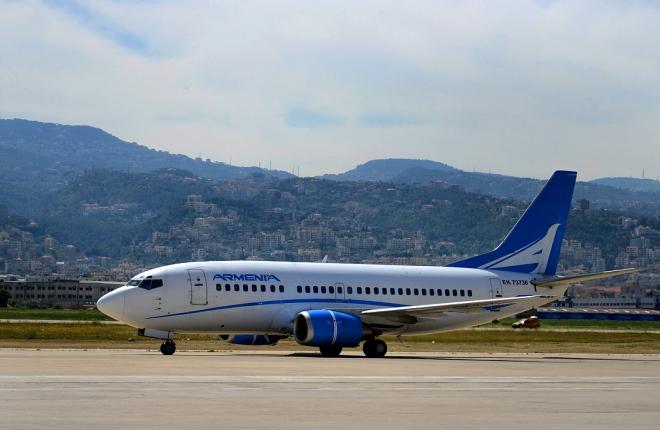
(294, 310, 364, 347)
(219, 334, 282, 345)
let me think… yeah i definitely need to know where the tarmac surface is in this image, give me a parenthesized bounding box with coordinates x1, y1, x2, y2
(1, 349, 659, 429)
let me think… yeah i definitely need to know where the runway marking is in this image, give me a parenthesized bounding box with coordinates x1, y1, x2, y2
(1, 375, 659, 384)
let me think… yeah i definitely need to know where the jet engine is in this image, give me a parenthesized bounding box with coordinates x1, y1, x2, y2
(219, 334, 282, 345)
(294, 310, 364, 347)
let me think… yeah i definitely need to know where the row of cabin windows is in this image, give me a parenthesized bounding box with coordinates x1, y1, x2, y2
(216, 283, 285, 293)
(295, 285, 472, 298)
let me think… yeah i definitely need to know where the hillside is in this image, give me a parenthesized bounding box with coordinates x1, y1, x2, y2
(591, 177, 660, 193)
(0, 118, 291, 214)
(322, 159, 660, 216)
(2, 168, 647, 270)
(320, 159, 457, 182)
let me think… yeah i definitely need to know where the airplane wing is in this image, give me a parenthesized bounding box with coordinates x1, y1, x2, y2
(360, 295, 555, 323)
(531, 268, 638, 289)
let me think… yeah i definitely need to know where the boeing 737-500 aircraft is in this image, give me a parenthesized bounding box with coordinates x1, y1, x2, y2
(96, 171, 636, 357)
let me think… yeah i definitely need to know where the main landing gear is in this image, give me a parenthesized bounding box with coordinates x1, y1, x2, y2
(160, 340, 176, 355)
(319, 344, 343, 357)
(362, 338, 387, 358)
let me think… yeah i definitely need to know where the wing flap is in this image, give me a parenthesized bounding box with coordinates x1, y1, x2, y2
(531, 268, 638, 288)
(361, 295, 556, 321)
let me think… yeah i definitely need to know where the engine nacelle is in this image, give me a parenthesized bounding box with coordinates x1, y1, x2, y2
(294, 310, 364, 347)
(219, 334, 282, 345)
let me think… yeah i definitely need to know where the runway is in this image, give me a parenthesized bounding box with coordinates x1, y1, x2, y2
(1, 349, 659, 429)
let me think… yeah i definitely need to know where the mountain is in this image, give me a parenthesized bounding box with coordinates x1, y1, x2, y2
(591, 177, 660, 193)
(322, 159, 660, 216)
(10, 168, 640, 268)
(320, 159, 458, 182)
(0, 118, 292, 214)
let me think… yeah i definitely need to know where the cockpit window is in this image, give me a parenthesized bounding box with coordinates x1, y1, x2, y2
(127, 279, 142, 286)
(138, 279, 163, 290)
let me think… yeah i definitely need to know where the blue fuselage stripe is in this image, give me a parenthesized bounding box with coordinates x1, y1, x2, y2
(145, 298, 406, 319)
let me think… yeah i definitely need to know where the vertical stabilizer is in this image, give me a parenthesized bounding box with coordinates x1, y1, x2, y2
(447, 171, 576, 275)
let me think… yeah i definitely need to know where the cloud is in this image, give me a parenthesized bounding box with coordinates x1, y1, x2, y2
(285, 108, 342, 129)
(358, 113, 420, 128)
(1, 1, 660, 179)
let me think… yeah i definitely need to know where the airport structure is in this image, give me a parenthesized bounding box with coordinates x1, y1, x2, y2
(0, 278, 121, 308)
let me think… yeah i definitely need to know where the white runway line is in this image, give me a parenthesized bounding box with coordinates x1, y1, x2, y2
(1, 375, 659, 384)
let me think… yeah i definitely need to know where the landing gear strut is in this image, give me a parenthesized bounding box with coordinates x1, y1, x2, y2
(363, 338, 387, 358)
(160, 340, 176, 355)
(319, 344, 343, 357)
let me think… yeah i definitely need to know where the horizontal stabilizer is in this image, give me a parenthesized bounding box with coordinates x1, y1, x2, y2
(531, 268, 638, 288)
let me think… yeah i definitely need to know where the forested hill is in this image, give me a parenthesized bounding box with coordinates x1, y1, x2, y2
(0, 118, 291, 214)
(320, 159, 660, 216)
(7, 168, 652, 269)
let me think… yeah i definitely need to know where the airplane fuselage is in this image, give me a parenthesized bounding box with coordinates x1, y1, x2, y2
(101, 260, 558, 337)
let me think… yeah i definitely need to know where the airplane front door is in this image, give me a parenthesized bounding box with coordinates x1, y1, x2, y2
(188, 269, 208, 305)
(490, 278, 503, 298)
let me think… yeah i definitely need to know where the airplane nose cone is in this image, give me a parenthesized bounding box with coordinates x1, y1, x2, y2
(96, 289, 125, 320)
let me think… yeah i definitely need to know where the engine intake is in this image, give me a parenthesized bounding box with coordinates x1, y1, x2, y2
(219, 334, 282, 345)
(294, 310, 364, 347)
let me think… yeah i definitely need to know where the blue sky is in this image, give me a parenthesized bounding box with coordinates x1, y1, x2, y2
(1, 0, 659, 179)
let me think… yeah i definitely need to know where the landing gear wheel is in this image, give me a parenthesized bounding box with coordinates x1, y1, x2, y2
(319, 344, 343, 357)
(160, 340, 176, 355)
(363, 339, 387, 358)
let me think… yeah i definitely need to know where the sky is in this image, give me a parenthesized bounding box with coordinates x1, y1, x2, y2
(1, 0, 659, 180)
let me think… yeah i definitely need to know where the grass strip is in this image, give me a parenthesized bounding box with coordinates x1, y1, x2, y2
(1, 322, 659, 354)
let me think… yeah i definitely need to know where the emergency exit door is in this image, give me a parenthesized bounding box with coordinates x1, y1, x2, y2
(490, 278, 503, 298)
(188, 269, 208, 305)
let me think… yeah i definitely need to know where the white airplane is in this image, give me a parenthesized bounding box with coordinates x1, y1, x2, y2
(97, 171, 636, 357)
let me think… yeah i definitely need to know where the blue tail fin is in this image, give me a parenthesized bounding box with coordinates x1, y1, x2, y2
(447, 170, 576, 276)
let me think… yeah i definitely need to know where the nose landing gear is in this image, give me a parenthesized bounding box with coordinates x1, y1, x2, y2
(160, 340, 176, 355)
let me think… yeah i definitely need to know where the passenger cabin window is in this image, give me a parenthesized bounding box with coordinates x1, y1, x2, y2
(243, 284, 249, 292)
(414, 288, 419, 296)
(468, 290, 473, 297)
(365, 287, 371, 295)
(452, 289, 457, 296)
(225, 284, 231, 292)
(337, 286, 343, 294)
(460, 289, 465, 296)
(321, 286, 326, 294)
(271, 285, 276, 292)
(313, 286, 318, 293)
(261, 285, 266, 292)
(429, 289, 434, 296)
(297, 286, 302, 293)
(234, 284, 240, 291)
(252, 284, 258, 292)
(398, 288, 403, 295)
(329, 286, 335, 294)
(279, 285, 284, 293)
(374, 287, 379, 294)
(445, 289, 450, 296)
(305, 286, 310, 293)
(216, 284, 222, 291)
(347, 287, 353, 294)
(357, 287, 362, 294)
(406, 288, 411, 296)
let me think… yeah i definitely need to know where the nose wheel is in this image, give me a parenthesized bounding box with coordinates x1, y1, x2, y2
(160, 340, 176, 355)
(363, 338, 387, 358)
